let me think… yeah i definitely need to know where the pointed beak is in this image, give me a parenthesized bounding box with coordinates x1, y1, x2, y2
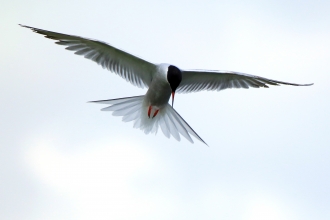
(171, 91, 175, 107)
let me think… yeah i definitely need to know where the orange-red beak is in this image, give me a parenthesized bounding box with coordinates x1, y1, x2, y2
(171, 92, 175, 107)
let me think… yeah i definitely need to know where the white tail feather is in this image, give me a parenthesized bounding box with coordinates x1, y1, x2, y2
(90, 96, 207, 145)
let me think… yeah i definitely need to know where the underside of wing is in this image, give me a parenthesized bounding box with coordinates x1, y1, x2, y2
(177, 69, 313, 93)
(20, 24, 156, 88)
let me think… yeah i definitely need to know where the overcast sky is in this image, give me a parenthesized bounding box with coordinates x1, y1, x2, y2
(1, 0, 330, 219)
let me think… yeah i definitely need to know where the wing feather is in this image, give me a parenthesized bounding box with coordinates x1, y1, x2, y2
(20, 24, 156, 88)
(177, 70, 313, 93)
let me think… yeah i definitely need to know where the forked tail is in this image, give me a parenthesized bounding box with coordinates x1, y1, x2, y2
(90, 96, 207, 145)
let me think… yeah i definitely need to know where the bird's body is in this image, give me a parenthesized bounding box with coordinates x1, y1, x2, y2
(145, 64, 172, 111)
(20, 24, 313, 145)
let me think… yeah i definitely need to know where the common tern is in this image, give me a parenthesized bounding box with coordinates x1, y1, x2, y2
(20, 24, 313, 145)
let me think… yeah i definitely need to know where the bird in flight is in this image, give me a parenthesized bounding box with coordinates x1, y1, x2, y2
(20, 24, 313, 145)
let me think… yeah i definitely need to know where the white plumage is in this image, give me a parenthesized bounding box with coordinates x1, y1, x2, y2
(91, 95, 205, 144)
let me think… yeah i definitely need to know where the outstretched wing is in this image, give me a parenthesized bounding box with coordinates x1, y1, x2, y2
(177, 69, 313, 93)
(20, 24, 156, 88)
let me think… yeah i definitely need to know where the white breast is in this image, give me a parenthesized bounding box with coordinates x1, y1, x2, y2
(144, 63, 172, 108)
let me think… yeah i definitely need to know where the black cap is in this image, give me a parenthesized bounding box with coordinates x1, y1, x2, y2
(167, 65, 182, 92)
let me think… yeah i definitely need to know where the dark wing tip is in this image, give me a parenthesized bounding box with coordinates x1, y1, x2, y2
(303, 83, 314, 86)
(282, 81, 314, 86)
(19, 24, 49, 35)
(19, 24, 32, 29)
(19, 24, 42, 34)
(88, 100, 108, 104)
(290, 83, 314, 86)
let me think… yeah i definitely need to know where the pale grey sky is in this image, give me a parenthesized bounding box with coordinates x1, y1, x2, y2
(1, 0, 329, 219)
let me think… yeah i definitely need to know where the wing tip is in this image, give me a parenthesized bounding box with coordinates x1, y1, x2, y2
(290, 83, 314, 86)
(19, 24, 32, 29)
(88, 100, 114, 104)
(302, 83, 314, 86)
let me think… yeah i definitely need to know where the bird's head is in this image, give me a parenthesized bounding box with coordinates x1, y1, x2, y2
(167, 65, 182, 107)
